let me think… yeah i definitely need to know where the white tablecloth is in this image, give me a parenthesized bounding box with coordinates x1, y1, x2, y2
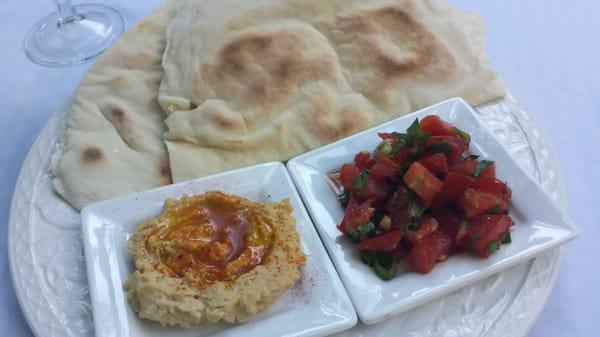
(0, 1, 597, 336)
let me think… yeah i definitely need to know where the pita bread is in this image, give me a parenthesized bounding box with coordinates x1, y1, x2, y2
(159, 0, 505, 182)
(51, 0, 185, 210)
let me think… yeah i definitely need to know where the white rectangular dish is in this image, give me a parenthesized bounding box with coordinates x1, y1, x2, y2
(81, 162, 357, 337)
(287, 98, 576, 325)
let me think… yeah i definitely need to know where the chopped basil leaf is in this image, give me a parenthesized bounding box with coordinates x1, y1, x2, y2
(501, 232, 512, 244)
(355, 222, 375, 235)
(392, 132, 408, 149)
(361, 251, 376, 266)
(472, 160, 494, 177)
(459, 220, 470, 229)
(397, 164, 411, 179)
(339, 191, 350, 207)
(404, 220, 421, 231)
(430, 142, 452, 154)
(347, 228, 360, 242)
(408, 198, 426, 219)
(373, 253, 396, 281)
(406, 118, 432, 148)
(353, 170, 369, 191)
(489, 204, 503, 214)
(453, 127, 471, 143)
(487, 240, 501, 254)
(348, 222, 375, 242)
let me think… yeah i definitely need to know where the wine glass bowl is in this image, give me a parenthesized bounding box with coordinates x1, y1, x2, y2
(24, 3, 124, 67)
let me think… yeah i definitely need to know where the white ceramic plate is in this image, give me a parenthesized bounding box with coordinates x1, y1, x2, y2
(8, 92, 570, 337)
(80, 162, 356, 337)
(287, 98, 576, 325)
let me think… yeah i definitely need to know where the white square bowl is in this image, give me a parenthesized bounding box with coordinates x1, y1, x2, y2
(287, 98, 576, 325)
(81, 162, 357, 337)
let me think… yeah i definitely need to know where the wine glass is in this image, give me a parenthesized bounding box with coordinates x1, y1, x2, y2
(23, 0, 125, 67)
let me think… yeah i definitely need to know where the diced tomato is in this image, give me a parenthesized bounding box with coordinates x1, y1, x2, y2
(404, 216, 439, 243)
(392, 147, 410, 166)
(386, 186, 411, 228)
(354, 151, 375, 169)
(426, 136, 468, 166)
(433, 206, 463, 237)
(420, 115, 456, 136)
(356, 230, 402, 252)
(408, 231, 453, 274)
(354, 176, 393, 202)
(370, 157, 400, 179)
(338, 198, 375, 233)
(339, 163, 361, 192)
(465, 215, 514, 257)
(418, 153, 448, 175)
(335, 114, 515, 277)
(403, 162, 443, 206)
(473, 177, 512, 200)
(393, 241, 410, 259)
(433, 172, 474, 206)
(457, 188, 509, 218)
(378, 132, 396, 141)
(450, 159, 495, 179)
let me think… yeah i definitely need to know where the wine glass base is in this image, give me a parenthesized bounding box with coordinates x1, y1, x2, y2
(24, 4, 125, 67)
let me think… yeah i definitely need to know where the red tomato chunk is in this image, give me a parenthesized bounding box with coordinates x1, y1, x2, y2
(420, 115, 456, 136)
(370, 157, 400, 179)
(464, 215, 514, 257)
(356, 230, 402, 252)
(418, 153, 448, 175)
(403, 162, 443, 206)
(338, 197, 374, 233)
(409, 231, 453, 274)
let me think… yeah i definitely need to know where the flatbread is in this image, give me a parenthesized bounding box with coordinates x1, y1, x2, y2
(159, 0, 505, 182)
(51, 0, 185, 210)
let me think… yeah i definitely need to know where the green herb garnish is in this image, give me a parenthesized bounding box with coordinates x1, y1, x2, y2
(391, 132, 409, 153)
(339, 191, 350, 207)
(459, 220, 470, 229)
(355, 222, 375, 235)
(353, 170, 369, 191)
(397, 164, 411, 178)
(407, 119, 431, 145)
(347, 228, 361, 242)
(487, 240, 502, 254)
(501, 232, 512, 244)
(465, 154, 480, 160)
(405, 118, 431, 153)
(408, 198, 426, 219)
(373, 253, 396, 281)
(404, 220, 421, 231)
(472, 160, 494, 177)
(361, 251, 376, 266)
(347, 222, 375, 242)
(430, 142, 453, 154)
(453, 127, 471, 144)
(489, 204, 503, 214)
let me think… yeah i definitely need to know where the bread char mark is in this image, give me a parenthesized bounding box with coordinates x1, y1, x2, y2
(81, 147, 103, 164)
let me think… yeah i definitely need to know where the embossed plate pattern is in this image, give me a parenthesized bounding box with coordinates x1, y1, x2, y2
(9, 91, 567, 337)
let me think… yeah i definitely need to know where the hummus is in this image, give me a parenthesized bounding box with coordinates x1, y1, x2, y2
(123, 191, 307, 326)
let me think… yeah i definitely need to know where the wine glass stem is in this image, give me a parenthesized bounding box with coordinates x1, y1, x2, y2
(55, 0, 79, 25)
